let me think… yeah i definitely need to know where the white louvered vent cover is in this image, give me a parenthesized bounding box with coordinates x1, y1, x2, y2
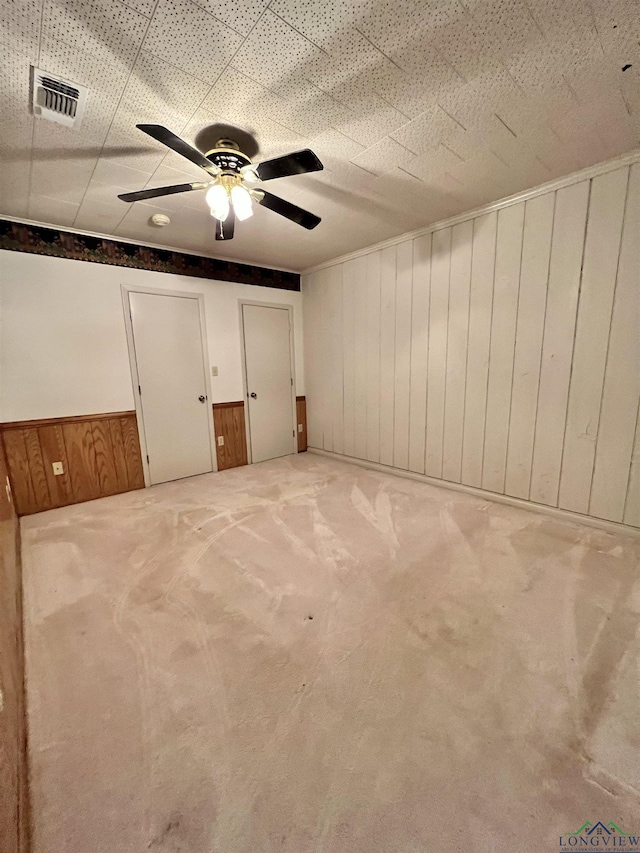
(31, 67, 88, 128)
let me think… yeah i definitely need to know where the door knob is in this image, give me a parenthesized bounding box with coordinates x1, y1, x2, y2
(198, 395, 206, 403)
(250, 392, 257, 399)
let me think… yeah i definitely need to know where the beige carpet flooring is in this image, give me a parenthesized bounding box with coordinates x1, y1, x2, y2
(21, 453, 640, 853)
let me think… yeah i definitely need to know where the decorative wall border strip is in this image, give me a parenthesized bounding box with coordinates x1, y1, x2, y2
(0, 219, 300, 291)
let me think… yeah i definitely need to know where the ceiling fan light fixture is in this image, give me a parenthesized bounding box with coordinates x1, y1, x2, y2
(121, 125, 324, 239)
(205, 183, 229, 221)
(231, 185, 253, 221)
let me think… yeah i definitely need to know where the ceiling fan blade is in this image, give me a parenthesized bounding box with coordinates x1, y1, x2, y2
(215, 209, 235, 240)
(255, 149, 323, 182)
(118, 182, 210, 203)
(136, 124, 221, 176)
(257, 190, 321, 230)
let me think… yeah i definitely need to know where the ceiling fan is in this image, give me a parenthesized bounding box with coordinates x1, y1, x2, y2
(118, 123, 324, 240)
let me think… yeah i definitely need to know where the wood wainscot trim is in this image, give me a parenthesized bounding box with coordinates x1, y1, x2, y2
(0, 410, 145, 516)
(0, 438, 30, 853)
(1, 410, 137, 430)
(296, 396, 307, 452)
(212, 402, 248, 471)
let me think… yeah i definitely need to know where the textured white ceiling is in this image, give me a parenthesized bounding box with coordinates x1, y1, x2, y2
(0, 0, 638, 270)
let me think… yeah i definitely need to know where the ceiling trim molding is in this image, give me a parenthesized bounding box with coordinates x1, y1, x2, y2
(0, 214, 300, 275)
(301, 149, 640, 275)
(0, 219, 300, 291)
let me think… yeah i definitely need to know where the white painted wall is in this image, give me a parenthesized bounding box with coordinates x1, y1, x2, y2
(303, 161, 640, 529)
(0, 250, 304, 422)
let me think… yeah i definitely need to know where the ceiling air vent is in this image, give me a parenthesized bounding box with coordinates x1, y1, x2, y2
(31, 67, 88, 129)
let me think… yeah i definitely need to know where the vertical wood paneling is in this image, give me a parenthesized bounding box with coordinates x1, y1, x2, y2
(624, 403, 640, 527)
(505, 193, 555, 498)
(408, 234, 431, 474)
(296, 397, 308, 453)
(425, 227, 451, 477)
(304, 272, 322, 449)
(482, 203, 524, 493)
(342, 260, 357, 457)
(393, 240, 413, 470)
(311, 267, 335, 450)
(379, 246, 397, 466)
(590, 163, 640, 521)
(3, 431, 38, 516)
(558, 167, 629, 513)
(24, 428, 52, 511)
(366, 251, 382, 463)
(107, 418, 129, 492)
(303, 162, 638, 529)
(461, 212, 497, 487)
(353, 256, 369, 459)
(39, 424, 73, 507)
(91, 419, 120, 497)
(0, 436, 28, 853)
(2, 412, 145, 514)
(120, 415, 145, 490)
(326, 265, 344, 453)
(213, 402, 248, 470)
(529, 180, 590, 506)
(62, 422, 102, 503)
(442, 220, 472, 483)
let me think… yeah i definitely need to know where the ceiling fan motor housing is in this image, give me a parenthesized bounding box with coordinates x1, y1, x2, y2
(205, 147, 251, 175)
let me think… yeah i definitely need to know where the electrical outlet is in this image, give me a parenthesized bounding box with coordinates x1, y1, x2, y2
(211, 366, 218, 377)
(217, 436, 224, 447)
(298, 424, 303, 433)
(52, 462, 64, 476)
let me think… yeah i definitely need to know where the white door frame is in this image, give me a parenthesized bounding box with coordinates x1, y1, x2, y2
(238, 299, 298, 464)
(121, 283, 218, 487)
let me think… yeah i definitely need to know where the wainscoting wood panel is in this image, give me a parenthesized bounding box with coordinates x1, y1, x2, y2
(0, 439, 29, 853)
(303, 161, 640, 530)
(296, 397, 307, 453)
(39, 425, 73, 508)
(1, 431, 38, 517)
(120, 417, 146, 490)
(63, 422, 101, 504)
(107, 418, 129, 493)
(213, 402, 248, 471)
(1, 411, 145, 515)
(91, 419, 121, 498)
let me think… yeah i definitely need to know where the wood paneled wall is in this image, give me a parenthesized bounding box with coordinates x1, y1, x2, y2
(213, 399, 307, 467)
(303, 162, 640, 529)
(213, 402, 248, 470)
(0, 439, 29, 853)
(1, 411, 145, 516)
(296, 396, 307, 452)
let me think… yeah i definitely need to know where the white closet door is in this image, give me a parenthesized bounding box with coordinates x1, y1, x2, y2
(243, 304, 295, 464)
(129, 290, 213, 485)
